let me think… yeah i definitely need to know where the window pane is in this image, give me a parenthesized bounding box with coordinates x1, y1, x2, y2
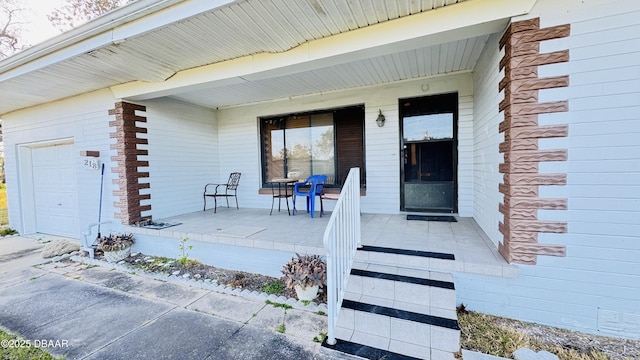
(310, 113, 335, 183)
(263, 119, 285, 181)
(286, 125, 312, 180)
(261, 106, 364, 188)
(403, 113, 453, 142)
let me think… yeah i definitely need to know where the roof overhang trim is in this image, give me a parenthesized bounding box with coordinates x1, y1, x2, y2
(112, 0, 537, 102)
(0, 0, 235, 81)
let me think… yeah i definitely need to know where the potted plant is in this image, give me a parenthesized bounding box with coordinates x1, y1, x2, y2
(281, 253, 326, 301)
(98, 233, 135, 263)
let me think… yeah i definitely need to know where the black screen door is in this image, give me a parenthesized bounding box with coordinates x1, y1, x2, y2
(400, 93, 457, 212)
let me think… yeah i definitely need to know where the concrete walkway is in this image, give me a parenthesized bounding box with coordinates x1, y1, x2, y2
(0, 236, 342, 360)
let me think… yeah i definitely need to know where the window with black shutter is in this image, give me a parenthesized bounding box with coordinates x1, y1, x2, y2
(260, 105, 365, 188)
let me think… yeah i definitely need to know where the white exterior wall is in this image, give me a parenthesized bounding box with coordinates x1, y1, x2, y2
(142, 98, 217, 219)
(216, 73, 475, 215)
(3, 73, 475, 235)
(2, 89, 122, 238)
(458, 0, 640, 338)
(471, 33, 504, 246)
(2, 93, 217, 237)
(457, 94, 474, 216)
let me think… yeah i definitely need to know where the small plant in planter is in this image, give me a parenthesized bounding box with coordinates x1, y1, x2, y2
(281, 253, 326, 301)
(98, 233, 135, 263)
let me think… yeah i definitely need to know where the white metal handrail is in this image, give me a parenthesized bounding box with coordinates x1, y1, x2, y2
(322, 167, 361, 345)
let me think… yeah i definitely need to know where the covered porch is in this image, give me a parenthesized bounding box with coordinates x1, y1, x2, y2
(123, 207, 516, 279)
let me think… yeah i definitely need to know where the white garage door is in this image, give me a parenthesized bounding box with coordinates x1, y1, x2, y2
(32, 143, 79, 237)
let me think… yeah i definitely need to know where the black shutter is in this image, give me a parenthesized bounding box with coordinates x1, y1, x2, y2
(335, 106, 365, 186)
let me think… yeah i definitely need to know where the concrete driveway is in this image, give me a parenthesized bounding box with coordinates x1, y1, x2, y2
(0, 236, 342, 360)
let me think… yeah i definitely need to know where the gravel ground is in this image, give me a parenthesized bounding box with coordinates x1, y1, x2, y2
(103, 251, 636, 359)
(109, 251, 327, 304)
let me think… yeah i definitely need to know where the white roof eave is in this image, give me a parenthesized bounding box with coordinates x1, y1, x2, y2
(0, 0, 539, 116)
(0, 0, 235, 81)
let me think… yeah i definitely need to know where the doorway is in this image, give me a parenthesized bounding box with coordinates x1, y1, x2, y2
(400, 93, 457, 213)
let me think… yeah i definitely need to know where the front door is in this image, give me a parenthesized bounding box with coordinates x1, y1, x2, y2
(400, 93, 457, 213)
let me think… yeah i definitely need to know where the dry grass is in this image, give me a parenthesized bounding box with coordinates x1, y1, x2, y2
(0, 184, 6, 207)
(458, 308, 638, 360)
(0, 184, 7, 225)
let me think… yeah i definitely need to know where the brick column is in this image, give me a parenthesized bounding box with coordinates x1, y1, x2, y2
(497, 18, 570, 264)
(109, 102, 151, 225)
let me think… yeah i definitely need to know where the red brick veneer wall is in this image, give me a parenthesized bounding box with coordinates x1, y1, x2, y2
(109, 102, 151, 225)
(497, 18, 570, 264)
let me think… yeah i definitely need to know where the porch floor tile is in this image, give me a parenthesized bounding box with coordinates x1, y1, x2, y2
(126, 208, 516, 278)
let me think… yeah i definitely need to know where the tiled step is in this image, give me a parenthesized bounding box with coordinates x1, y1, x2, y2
(350, 268, 454, 290)
(322, 338, 423, 360)
(347, 261, 456, 311)
(359, 245, 455, 260)
(356, 245, 462, 272)
(334, 298, 460, 359)
(324, 259, 460, 360)
(342, 299, 459, 331)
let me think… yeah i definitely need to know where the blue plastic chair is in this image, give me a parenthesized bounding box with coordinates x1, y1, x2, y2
(292, 175, 327, 218)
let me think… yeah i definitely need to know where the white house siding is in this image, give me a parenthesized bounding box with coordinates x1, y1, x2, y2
(457, 0, 640, 338)
(2, 89, 121, 238)
(471, 32, 504, 246)
(141, 99, 217, 219)
(216, 73, 475, 215)
(216, 105, 263, 210)
(457, 94, 474, 217)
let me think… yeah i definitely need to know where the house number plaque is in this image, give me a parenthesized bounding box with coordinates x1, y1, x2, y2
(83, 157, 100, 170)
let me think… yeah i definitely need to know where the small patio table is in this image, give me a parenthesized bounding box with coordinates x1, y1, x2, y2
(268, 178, 297, 215)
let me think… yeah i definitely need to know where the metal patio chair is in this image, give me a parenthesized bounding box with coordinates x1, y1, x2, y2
(203, 172, 241, 213)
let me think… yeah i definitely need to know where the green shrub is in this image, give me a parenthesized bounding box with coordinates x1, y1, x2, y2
(260, 280, 285, 295)
(0, 227, 17, 236)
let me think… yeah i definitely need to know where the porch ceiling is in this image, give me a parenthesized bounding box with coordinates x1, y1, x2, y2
(0, 0, 535, 115)
(169, 35, 490, 109)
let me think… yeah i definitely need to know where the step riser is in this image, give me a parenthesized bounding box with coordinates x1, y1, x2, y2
(355, 251, 463, 272)
(337, 308, 460, 353)
(346, 275, 456, 311)
(352, 261, 455, 283)
(324, 337, 458, 360)
(352, 330, 431, 359)
(322, 337, 440, 360)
